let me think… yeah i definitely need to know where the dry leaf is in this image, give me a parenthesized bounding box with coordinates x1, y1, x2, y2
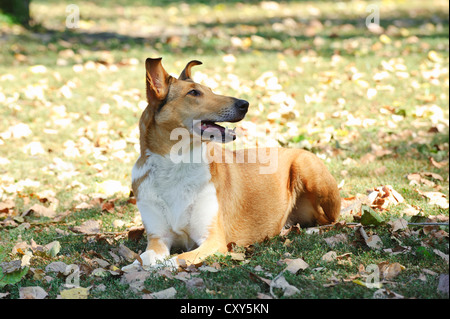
(379, 262, 405, 280)
(60, 287, 89, 299)
(415, 190, 449, 209)
(367, 185, 404, 210)
(324, 234, 348, 247)
(101, 201, 115, 213)
(433, 249, 449, 264)
(283, 258, 309, 274)
(321, 251, 337, 262)
(429, 157, 448, 169)
(437, 274, 449, 296)
(117, 244, 138, 262)
(121, 270, 151, 291)
(228, 252, 245, 261)
(127, 226, 145, 241)
(186, 277, 205, 293)
(388, 218, 408, 232)
(270, 274, 300, 297)
(19, 286, 48, 299)
(26, 203, 57, 218)
(366, 235, 383, 250)
(373, 288, 404, 299)
(45, 261, 68, 274)
(72, 220, 101, 234)
(147, 287, 177, 299)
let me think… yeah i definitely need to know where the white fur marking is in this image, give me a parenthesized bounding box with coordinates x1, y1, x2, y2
(133, 144, 219, 266)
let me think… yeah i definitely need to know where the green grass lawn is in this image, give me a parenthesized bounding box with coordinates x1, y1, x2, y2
(0, 0, 448, 299)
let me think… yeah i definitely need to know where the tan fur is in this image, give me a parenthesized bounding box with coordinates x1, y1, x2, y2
(134, 58, 340, 268)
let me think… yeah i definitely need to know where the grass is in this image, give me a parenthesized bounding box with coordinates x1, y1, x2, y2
(0, 0, 448, 299)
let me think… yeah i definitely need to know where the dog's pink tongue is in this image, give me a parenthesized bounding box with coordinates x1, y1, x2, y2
(202, 122, 224, 133)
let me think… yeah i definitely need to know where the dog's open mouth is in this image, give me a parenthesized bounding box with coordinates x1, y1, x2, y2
(193, 121, 237, 143)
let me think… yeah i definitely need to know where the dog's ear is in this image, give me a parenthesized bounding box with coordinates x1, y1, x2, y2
(178, 60, 202, 81)
(146, 57, 171, 103)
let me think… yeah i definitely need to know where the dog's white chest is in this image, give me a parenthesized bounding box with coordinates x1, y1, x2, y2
(132, 149, 218, 247)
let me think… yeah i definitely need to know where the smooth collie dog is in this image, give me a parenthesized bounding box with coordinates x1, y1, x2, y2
(126, 58, 340, 269)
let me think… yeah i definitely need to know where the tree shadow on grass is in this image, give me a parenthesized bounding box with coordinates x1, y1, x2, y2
(1, 2, 448, 65)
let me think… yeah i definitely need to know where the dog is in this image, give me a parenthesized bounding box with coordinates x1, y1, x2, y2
(126, 58, 340, 270)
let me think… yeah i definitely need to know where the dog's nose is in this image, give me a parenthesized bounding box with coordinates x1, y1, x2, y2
(235, 99, 249, 112)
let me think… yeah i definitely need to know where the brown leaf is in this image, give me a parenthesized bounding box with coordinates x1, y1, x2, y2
(0, 199, 15, 214)
(373, 288, 404, 299)
(415, 190, 449, 209)
(321, 251, 337, 262)
(282, 258, 309, 274)
(127, 226, 145, 241)
(72, 220, 101, 234)
(270, 274, 300, 297)
(367, 185, 404, 210)
(360, 153, 376, 164)
(117, 244, 139, 262)
(388, 218, 408, 232)
(101, 201, 115, 213)
(248, 271, 272, 287)
(324, 234, 348, 247)
(429, 157, 448, 169)
(26, 203, 57, 218)
(19, 286, 48, 299)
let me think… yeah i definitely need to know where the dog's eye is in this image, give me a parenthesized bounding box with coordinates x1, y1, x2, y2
(187, 89, 201, 97)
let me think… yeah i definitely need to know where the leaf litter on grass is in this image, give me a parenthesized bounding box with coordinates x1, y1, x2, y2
(0, 0, 448, 299)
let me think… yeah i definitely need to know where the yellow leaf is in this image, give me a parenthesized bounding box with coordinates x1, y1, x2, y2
(428, 50, 442, 63)
(60, 287, 89, 299)
(379, 34, 392, 44)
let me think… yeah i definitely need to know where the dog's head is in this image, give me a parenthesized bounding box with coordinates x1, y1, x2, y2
(141, 58, 249, 154)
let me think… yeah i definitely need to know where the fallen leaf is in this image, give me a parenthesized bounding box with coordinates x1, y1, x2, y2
(321, 251, 337, 262)
(429, 157, 448, 169)
(26, 203, 57, 218)
(379, 262, 405, 280)
(127, 226, 145, 241)
(352, 279, 383, 289)
(360, 205, 385, 226)
(433, 249, 449, 264)
(366, 185, 404, 210)
(147, 287, 177, 299)
(19, 286, 48, 299)
(270, 274, 300, 297)
(437, 274, 449, 296)
(0, 199, 15, 214)
(101, 201, 115, 213)
(227, 252, 245, 261)
(45, 261, 68, 274)
(120, 270, 151, 292)
(198, 265, 219, 273)
(324, 234, 348, 247)
(366, 235, 383, 250)
(72, 220, 101, 234)
(0, 260, 21, 274)
(388, 218, 408, 232)
(283, 258, 309, 274)
(186, 277, 205, 293)
(415, 190, 449, 209)
(60, 287, 90, 299)
(117, 244, 139, 262)
(45, 241, 61, 257)
(373, 288, 404, 299)
(0, 263, 29, 288)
